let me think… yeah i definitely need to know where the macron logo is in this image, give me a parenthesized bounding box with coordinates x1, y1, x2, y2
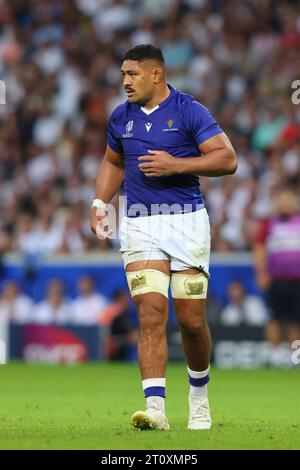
(145, 122, 152, 132)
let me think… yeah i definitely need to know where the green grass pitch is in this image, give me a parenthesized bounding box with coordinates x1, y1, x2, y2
(0, 362, 299, 450)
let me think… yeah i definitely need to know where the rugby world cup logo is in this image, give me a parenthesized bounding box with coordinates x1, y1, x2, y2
(123, 120, 134, 137)
(167, 118, 174, 129)
(126, 120, 133, 133)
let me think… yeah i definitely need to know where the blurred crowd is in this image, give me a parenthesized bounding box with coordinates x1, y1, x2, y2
(0, 0, 299, 258)
(0, 275, 111, 324)
(0, 275, 138, 359)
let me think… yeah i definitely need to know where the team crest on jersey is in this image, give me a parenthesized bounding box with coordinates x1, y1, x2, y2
(163, 118, 178, 132)
(123, 120, 134, 137)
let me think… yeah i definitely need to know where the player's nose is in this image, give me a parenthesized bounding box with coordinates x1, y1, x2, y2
(123, 76, 132, 87)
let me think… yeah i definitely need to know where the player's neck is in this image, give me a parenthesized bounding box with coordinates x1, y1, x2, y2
(142, 84, 170, 110)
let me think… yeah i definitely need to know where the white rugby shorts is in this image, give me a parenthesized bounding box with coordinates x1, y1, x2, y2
(119, 208, 210, 275)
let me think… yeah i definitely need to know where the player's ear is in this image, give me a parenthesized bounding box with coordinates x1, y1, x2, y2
(153, 67, 163, 84)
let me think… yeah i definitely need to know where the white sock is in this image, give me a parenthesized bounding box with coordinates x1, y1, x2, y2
(187, 365, 210, 399)
(142, 378, 166, 411)
(146, 395, 165, 410)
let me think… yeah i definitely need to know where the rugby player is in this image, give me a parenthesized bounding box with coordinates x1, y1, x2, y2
(91, 44, 237, 430)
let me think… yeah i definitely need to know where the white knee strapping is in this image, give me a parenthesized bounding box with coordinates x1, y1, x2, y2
(170, 272, 208, 299)
(126, 269, 170, 298)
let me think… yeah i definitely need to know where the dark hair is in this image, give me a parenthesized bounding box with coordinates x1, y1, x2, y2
(123, 44, 164, 64)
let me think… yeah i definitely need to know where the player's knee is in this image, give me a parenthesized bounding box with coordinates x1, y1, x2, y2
(136, 299, 167, 334)
(178, 311, 207, 338)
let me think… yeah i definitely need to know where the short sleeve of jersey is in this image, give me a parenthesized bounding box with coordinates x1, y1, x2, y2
(107, 113, 122, 154)
(185, 100, 223, 146)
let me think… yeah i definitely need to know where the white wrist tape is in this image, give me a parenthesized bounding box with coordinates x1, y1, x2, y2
(92, 198, 106, 211)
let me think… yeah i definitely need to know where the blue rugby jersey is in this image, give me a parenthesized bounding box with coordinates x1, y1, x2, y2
(107, 85, 223, 217)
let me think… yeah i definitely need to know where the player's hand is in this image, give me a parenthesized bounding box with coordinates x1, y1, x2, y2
(138, 150, 180, 177)
(90, 207, 113, 239)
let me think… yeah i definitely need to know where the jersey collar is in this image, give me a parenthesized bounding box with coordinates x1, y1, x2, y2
(134, 84, 176, 115)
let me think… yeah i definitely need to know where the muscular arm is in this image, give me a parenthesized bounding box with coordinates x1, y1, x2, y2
(178, 133, 237, 176)
(91, 145, 124, 235)
(94, 145, 124, 202)
(138, 133, 237, 177)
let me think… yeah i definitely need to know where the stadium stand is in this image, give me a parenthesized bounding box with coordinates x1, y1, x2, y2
(0, 0, 299, 257)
